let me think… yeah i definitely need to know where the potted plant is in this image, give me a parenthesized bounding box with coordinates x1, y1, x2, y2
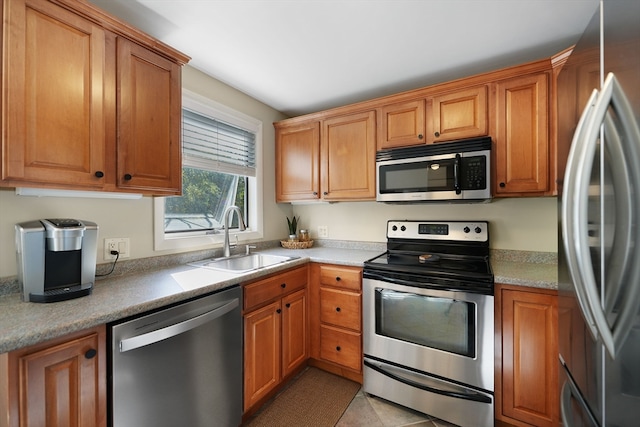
(286, 216, 299, 241)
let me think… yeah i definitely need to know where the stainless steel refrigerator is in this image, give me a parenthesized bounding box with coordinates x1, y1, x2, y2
(557, 0, 640, 425)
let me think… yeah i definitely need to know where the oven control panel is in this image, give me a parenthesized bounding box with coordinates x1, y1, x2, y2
(386, 220, 488, 242)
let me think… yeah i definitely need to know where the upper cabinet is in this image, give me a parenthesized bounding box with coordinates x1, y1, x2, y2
(275, 121, 320, 202)
(1, 0, 189, 195)
(494, 72, 550, 196)
(275, 110, 376, 202)
(321, 111, 376, 201)
(426, 85, 489, 144)
(378, 99, 426, 149)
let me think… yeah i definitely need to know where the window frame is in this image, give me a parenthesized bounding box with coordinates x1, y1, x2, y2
(153, 89, 263, 252)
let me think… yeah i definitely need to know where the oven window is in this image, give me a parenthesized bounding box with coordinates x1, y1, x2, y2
(375, 288, 475, 358)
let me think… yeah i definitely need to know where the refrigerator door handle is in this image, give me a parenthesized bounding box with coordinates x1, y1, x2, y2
(567, 72, 640, 359)
(603, 73, 640, 356)
(562, 88, 601, 342)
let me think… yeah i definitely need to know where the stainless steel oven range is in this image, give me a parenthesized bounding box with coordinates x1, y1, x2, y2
(363, 220, 494, 427)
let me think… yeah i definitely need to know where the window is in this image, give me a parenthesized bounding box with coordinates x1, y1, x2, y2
(154, 90, 263, 251)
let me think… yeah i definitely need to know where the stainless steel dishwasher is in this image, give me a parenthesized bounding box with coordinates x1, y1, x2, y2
(110, 285, 242, 427)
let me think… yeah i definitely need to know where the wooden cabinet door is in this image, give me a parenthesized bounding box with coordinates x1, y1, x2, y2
(379, 99, 426, 149)
(2, 0, 107, 189)
(321, 111, 376, 200)
(495, 73, 549, 195)
(275, 122, 320, 202)
(499, 287, 558, 427)
(116, 38, 182, 194)
(243, 300, 281, 411)
(427, 86, 488, 143)
(281, 289, 308, 377)
(3, 326, 106, 427)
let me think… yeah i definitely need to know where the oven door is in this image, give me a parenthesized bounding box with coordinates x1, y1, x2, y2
(363, 277, 494, 392)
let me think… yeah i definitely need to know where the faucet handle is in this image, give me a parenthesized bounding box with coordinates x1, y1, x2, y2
(245, 245, 257, 255)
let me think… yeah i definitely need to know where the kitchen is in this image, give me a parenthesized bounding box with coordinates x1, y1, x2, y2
(0, 0, 637, 426)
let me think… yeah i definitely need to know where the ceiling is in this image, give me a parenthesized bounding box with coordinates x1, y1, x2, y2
(89, 0, 600, 117)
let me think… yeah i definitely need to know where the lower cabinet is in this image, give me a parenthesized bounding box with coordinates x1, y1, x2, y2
(0, 325, 107, 427)
(309, 263, 363, 383)
(243, 266, 308, 413)
(496, 284, 558, 427)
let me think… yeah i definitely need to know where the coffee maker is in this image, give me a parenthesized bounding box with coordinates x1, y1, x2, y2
(15, 219, 98, 303)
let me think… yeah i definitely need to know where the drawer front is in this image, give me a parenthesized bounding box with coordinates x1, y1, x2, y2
(319, 265, 361, 291)
(319, 288, 361, 331)
(319, 325, 362, 372)
(244, 266, 307, 311)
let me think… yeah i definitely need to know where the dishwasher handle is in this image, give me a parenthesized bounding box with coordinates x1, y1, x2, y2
(119, 297, 239, 353)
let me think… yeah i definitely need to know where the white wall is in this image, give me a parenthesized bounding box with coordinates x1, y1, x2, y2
(291, 197, 558, 252)
(0, 66, 292, 278)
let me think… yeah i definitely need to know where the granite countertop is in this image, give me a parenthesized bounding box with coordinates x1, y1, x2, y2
(0, 244, 557, 354)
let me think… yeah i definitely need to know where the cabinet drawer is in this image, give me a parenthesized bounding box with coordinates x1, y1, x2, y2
(319, 265, 361, 291)
(319, 288, 361, 331)
(319, 325, 362, 372)
(244, 266, 307, 311)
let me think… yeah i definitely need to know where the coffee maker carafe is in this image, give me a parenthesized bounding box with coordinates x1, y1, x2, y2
(15, 219, 98, 303)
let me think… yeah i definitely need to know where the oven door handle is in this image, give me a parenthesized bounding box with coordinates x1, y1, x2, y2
(363, 359, 491, 404)
(364, 272, 425, 288)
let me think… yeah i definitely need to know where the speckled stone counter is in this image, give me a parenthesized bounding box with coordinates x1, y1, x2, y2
(0, 242, 557, 354)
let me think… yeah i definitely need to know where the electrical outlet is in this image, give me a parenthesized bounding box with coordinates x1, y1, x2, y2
(317, 225, 328, 238)
(104, 238, 130, 260)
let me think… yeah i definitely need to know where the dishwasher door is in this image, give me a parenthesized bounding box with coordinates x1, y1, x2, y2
(110, 285, 242, 427)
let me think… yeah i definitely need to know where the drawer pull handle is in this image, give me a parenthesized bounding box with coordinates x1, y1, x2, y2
(281, 283, 286, 288)
(335, 276, 341, 282)
(336, 307, 341, 312)
(336, 346, 341, 352)
(85, 349, 97, 359)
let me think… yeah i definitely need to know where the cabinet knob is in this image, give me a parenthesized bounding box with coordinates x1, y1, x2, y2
(281, 283, 286, 289)
(499, 182, 506, 188)
(124, 173, 133, 181)
(286, 303, 291, 308)
(313, 192, 318, 196)
(276, 308, 282, 314)
(336, 346, 341, 352)
(323, 191, 328, 196)
(335, 276, 341, 282)
(94, 171, 104, 178)
(336, 307, 341, 312)
(85, 349, 97, 359)
(418, 134, 424, 140)
(434, 132, 440, 137)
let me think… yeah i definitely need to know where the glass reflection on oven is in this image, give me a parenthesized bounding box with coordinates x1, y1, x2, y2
(375, 288, 476, 358)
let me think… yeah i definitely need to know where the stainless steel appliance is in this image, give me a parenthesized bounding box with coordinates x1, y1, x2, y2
(363, 220, 494, 427)
(15, 218, 98, 302)
(376, 137, 491, 203)
(557, 0, 640, 425)
(110, 285, 242, 427)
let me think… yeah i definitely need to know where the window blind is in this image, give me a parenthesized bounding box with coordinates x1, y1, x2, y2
(182, 109, 256, 177)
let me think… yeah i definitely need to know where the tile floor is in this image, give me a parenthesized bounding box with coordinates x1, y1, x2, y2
(336, 389, 459, 427)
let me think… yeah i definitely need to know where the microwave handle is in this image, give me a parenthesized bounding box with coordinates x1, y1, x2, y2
(454, 153, 461, 194)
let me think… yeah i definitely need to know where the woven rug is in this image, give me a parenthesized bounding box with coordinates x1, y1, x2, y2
(245, 367, 360, 427)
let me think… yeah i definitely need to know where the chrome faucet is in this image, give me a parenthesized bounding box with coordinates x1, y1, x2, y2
(222, 206, 246, 257)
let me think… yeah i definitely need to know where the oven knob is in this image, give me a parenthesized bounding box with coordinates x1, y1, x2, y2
(400, 226, 406, 232)
(464, 226, 470, 233)
(475, 226, 482, 233)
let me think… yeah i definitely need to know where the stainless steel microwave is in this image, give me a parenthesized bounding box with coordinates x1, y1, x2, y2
(376, 137, 492, 203)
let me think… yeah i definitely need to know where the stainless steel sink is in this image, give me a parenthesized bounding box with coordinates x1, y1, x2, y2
(190, 253, 299, 273)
